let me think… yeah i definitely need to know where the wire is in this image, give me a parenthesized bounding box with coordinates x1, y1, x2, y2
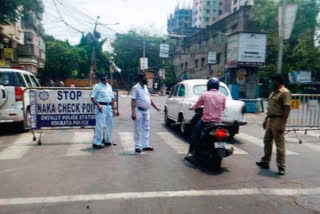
(51, 0, 84, 33)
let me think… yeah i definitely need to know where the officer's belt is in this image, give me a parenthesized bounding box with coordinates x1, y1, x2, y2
(99, 102, 112, 106)
(267, 115, 282, 118)
(138, 107, 148, 111)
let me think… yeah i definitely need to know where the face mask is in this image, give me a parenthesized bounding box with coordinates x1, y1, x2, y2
(269, 81, 276, 91)
(141, 79, 147, 85)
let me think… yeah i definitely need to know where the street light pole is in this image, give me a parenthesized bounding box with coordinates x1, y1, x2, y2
(89, 16, 100, 88)
(277, 0, 287, 74)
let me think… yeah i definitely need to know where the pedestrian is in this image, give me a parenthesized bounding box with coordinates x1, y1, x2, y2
(256, 74, 291, 175)
(91, 73, 116, 149)
(131, 73, 161, 153)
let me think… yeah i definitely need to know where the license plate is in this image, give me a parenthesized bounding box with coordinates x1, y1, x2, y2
(214, 142, 226, 149)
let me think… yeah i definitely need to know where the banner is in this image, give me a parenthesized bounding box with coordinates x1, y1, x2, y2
(208, 52, 217, 64)
(29, 89, 96, 129)
(159, 44, 169, 58)
(4, 48, 14, 60)
(278, 4, 298, 40)
(140, 58, 148, 70)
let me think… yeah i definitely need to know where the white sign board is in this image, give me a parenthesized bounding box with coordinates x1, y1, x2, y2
(160, 44, 170, 58)
(288, 71, 312, 83)
(208, 52, 217, 64)
(140, 57, 148, 70)
(226, 33, 267, 67)
(29, 89, 96, 129)
(278, 4, 298, 40)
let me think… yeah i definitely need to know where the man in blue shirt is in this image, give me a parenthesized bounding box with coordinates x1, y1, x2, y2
(91, 73, 116, 149)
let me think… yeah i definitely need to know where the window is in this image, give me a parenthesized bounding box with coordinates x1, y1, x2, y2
(0, 72, 25, 87)
(201, 57, 206, 67)
(218, 10, 222, 15)
(173, 85, 180, 97)
(207, 1, 210, 6)
(195, 59, 199, 68)
(217, 53, 221, 64)
(206, 9, 210, 14)
(29, 75, 40, 87)
(181, 63, 184, 71)
(219, 2, 223, 6)
(23, 74, 32, 87)
(178, 85, 185, 97)
(193, 85, 229, 96)
(205, 17, 209, 22)
(233, 0, 238, 4)
(185, 62, 188, 70)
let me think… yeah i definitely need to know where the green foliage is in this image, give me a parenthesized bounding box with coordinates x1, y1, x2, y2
(42, 33, 111, 82)
(0, 0, 44, 24)
(111, 29, 176, 88)
(250, 0, 320, 83)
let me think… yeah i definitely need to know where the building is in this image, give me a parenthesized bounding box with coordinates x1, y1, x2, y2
(191, 0, 255, 28)
(17, 12, 46, 74)
(192, 0, 217, 28)
(168, 8, 192, 34)
(174, 6, 263, 100)
(0, 6, 45, 74)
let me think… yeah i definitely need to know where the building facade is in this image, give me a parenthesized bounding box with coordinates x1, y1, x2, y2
(167, 9, 193, 35)
(192, 0, 218, 28)
(0, 7, 45, 74)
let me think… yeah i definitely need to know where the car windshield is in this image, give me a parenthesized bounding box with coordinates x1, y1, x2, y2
(0, 72, 25, 87)
(193, 85, 228, 97)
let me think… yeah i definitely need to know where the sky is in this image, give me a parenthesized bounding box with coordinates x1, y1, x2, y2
(43, 0, 193, 46)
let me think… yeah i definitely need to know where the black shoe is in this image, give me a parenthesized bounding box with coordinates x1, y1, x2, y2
(256, 161, 270, 169)
(184, 155, 196, 163)
(142, 147, 154, 151)
(135, 148, 142, 153)
(104, 142, 112, 147)
(92, 144, 104, 149)
(278, 167, 285, 176)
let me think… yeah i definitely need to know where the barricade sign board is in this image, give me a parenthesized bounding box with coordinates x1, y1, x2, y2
(29, 89, 96, 129)
(290, 99, 300, 110)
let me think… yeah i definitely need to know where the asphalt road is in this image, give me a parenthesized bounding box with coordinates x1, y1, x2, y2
(0, 95, 320, 214)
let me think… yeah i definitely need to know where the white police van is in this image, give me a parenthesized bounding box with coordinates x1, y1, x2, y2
(0, 68, 40, 132)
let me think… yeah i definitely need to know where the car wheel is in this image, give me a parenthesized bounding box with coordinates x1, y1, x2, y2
(0, 85, 8, 108)
(164, 109, 173, 126)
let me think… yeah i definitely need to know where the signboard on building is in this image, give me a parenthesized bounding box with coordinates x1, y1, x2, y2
(140, 58, 148, 70)
(288, 71, 312, 83)
(226, 33, 267, 68)
(160, 44, 170, 58)
(208, 52, 217, 64)
(29, 89, 96, 129)
(4, 48, 14, 60)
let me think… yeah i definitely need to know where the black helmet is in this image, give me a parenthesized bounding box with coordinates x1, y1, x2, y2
(207, 78, 219, 91)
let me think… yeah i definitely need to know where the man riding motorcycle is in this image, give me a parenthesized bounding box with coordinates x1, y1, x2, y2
(185, 78, 226, 162)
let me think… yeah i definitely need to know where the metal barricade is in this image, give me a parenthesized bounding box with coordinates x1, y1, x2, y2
(286, 94, 320, 131)
(22, 87, 119, 145)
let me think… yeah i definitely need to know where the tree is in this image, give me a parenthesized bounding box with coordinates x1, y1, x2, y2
(111, 29, 176, 89)
(249, 0, 320, 83)
(0, 0, 44, 24)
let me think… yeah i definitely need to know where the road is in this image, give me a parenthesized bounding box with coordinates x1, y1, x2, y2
(0, 95, 320, 214)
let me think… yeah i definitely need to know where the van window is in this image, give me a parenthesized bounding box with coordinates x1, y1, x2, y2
(173, 85, 180, 97)
(29, 75, 40, 87)
(178, 84, 185, 97)
(193, 85, 229, 96)
(23, 74, 32, 87)
(0, 72, 25, 87)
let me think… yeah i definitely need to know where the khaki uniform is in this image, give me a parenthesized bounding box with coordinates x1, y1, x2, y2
(261, 86, 291, 169)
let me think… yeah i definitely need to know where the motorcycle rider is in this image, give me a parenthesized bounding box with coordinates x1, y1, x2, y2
(185, 78, 226, 162)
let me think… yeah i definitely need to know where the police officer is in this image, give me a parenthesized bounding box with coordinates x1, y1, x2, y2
(131, 73, 161, 153)
(91, 73, 116, 149)
(256, 74, 291, 175)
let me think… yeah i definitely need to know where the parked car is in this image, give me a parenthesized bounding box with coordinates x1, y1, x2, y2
(0, 68, 40, 132)
(164, 79, 247, 138)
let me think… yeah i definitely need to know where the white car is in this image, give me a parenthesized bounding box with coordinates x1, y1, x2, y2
(164, 79, 247, 138)
(0, 68, 40, 131)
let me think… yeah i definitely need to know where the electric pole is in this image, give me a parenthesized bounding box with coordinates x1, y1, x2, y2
(277, 0, 286, 74)
(89, 16, 100, 87)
